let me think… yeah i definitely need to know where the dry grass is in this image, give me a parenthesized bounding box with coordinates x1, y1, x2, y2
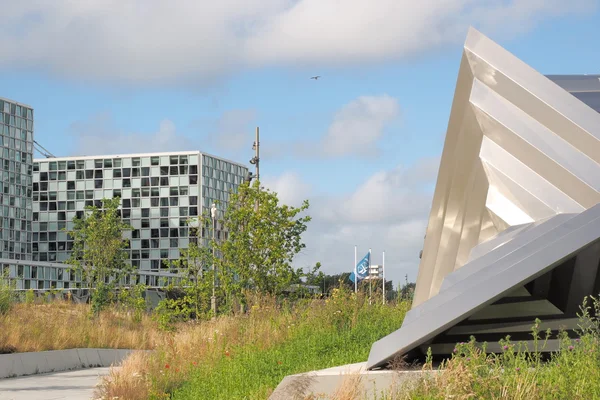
(329, 374, 364, 400)
(97, 290, 409, 399)
(95, 295, 305, 400)
(0, 300, 161, 353)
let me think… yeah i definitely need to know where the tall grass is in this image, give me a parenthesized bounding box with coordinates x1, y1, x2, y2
(336, 297, 600, 400)
(0, 300, 160, 353)
(96, 287, 410, 400)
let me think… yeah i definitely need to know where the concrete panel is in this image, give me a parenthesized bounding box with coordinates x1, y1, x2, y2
(80, 349, 103, 368)
(19, 352, 50, 376)
(97, 349, 123, 367)
(43, 350, 71, 373)
(269, 362, 433, 400)
(0, 349, 141, 379)
(0, 354, 25, 379)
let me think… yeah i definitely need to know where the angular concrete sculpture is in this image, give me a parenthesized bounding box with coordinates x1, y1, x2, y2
(367, 27, 600, 370)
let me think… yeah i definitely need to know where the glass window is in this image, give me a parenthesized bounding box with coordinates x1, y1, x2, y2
(151, 157, 160, 166)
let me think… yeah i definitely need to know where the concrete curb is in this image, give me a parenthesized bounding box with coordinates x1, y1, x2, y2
(0, 348, 146, 379)
(269, 362, 437, 399)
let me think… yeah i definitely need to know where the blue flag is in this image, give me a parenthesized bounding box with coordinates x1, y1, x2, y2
(349, 252, 370, 283)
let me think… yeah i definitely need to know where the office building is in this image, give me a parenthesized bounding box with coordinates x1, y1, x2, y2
(0, 97, 34, 262)
(32, 151, 249, 271)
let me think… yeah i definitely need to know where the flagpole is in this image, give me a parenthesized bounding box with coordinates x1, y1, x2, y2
(382, 250, 386, 305)
(354, 245, 357, 293)
(368, 248, 372, 304)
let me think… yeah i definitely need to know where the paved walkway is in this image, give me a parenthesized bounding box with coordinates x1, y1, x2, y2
(0, 367, 111, 400)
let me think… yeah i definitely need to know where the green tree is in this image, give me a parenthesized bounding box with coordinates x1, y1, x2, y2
(169, 239, 215, 319)
(213, 180, 311, 299)
(66, 197, 132, 312)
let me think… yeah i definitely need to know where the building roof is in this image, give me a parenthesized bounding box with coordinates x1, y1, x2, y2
(34, 150, 249, 169)
(0, 96, 33, 109)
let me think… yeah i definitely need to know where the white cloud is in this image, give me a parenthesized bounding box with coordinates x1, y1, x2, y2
(207, 109, 257, 152)
(321, 95, 400, 157)
(0, 0, 593, 84)
(68, 112, 196, 156)
(263, 172, 311, 207)
(265, 157, 440, 284)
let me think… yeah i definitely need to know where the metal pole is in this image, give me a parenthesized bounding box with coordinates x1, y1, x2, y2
(256, 127, 260, 182)
(211, 206, 217, 319)
(383, 251, 386, 305)
(354, 245, 357, 293)
(254, 127, 260, 212)
(368, 248, 372, 304)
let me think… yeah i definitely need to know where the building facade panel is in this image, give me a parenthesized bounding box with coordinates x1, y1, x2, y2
(32, 151, 248, 271)
(0, 98, 34, 261)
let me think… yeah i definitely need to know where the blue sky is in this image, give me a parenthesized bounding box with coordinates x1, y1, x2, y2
(1, 1, 600, 285)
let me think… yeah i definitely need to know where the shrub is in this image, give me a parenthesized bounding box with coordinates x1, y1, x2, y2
(24, 289, 35, 305)
(0, 273, 15, 315)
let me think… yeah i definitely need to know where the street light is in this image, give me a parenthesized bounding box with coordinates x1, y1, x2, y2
(210, 203, 217, 319)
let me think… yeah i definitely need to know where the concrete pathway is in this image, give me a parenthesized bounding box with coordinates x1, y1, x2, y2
(0, 367, 111, 400)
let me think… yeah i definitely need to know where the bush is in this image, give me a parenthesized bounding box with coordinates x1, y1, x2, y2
(24, 289, 35, 305)
(91, 282, 114, 316)
(0, 273, 15, 315)
(118, 284, 148, 323)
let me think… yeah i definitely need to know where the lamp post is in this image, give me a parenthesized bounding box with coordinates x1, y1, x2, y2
(250, 127, 260, 212)
(210, 203, 217, 319)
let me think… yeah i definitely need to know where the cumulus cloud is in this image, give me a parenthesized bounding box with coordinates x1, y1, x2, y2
(68, 112, 196, 156)
(207, 109, 257, 152)
(321, 95, 400, 157)
(0, 0, 594, 85)
(263, 172, 311, 208)
(264, 157, 440, 283)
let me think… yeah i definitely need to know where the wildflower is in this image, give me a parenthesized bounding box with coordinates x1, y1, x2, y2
(225, 351, 230, 357)
(165, 364, 170, 369)
(466, 357, 471, 361)
(453, 348, 457, 353)
(192, 361, 197, 366)
(277, 361, 282, 365)
(568, 345, 574, 351)
(575, 338, 580, 343)
(503, 345, 509, 350)
(175, 368, 180, 373)
(516, 367, 520, 371)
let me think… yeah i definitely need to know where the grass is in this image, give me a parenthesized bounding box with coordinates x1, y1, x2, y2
(0, 300, 161, 353)
(378, 332, 600, 400)
(9, 287, 600, 399)
(334, 297, 600, 400)
(96, 287, 410, 399)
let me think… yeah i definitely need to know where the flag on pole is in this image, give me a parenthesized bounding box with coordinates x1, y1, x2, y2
(350, 252, 370, 283)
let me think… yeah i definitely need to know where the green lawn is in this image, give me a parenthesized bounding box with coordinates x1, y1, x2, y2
(173, 293, 409, 399)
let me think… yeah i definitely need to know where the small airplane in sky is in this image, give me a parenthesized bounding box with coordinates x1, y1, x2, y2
(310, 76, 321, 80)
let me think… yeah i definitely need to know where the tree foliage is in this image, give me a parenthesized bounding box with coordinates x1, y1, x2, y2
(212, 181, 311, 297)
(66, 197, 132, 291)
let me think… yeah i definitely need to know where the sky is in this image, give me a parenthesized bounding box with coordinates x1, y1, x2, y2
(1, 0, 600, 286)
